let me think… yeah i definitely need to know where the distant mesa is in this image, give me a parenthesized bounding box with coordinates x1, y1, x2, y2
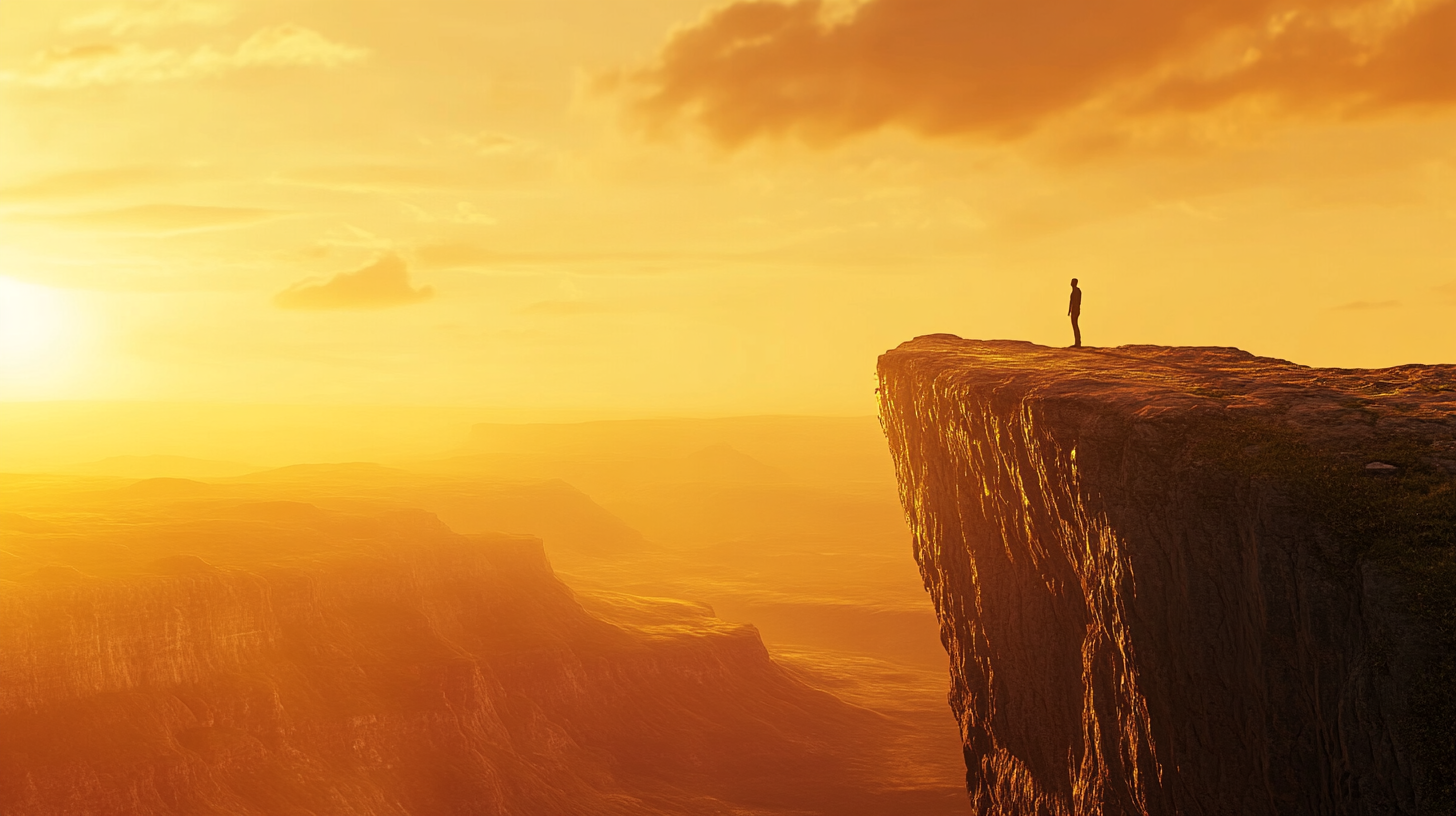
(99, 461, 650, 559)
(275, 252, 434, 310)
(428, 479, 647, 557)
(452, 415, 894, 487)
(69, 455, 260, 480)
(221, 501, 330, 523)
(676, 444, 787, 484)
(0, 512, 54, 533)
(116, 477, 217, 498)
(233, 462, 414, 484)
(0, 502, 927, 815)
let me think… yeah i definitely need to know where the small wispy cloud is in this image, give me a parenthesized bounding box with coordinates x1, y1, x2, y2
(1332, 300, 1401, 311)
(0, 166, 178, 201)
(0, 25, 367, 89)
(275, 253, 435, 311)
(403, 202, 497, 226)
(280, 164, 459, 193)
(466, 131, 530, 156)
(65, 1, 234, 36)
(14, 203, 281, 234)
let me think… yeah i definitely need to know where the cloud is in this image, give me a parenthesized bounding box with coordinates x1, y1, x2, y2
(412, 241, 706, 270)
(0, 166, 179, 201)
(1332, 299, 1401, 310)
(66, 1, 234, 36)
(450, 203, 497, 226)
(465, 131, 530, 156)
(232, 25, 366, 69)
(1143, 2, 1456, 116)
(1, 24, 367, 89)
(623, 0, 1456, 147)
(280, 164, 461, 192)
(404, 202, 497, 226)
(275, 253, 435, 311)
(14, 204, 281, 234)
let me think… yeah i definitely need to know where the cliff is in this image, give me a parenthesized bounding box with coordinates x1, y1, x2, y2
(878, 336, 1456, 816)
(0, 492, 945, 815)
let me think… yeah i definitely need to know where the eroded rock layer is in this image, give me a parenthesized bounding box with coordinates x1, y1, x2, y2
(878, 336, 1456, 816)
(0, 498, 928, 815)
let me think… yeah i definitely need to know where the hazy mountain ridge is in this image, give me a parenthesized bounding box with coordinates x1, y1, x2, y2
(0, 414, 970, 814)
(0, 500, 954, 815)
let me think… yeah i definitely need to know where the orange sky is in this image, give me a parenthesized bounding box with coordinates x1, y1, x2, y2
(2, 0, 1454, 413)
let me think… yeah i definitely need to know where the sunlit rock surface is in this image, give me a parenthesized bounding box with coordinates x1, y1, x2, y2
(878, 336, 1456, 816)
(0, 491, 948, 815)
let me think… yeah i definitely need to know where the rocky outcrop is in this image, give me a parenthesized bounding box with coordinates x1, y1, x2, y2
(878, 337, 1456, 816)
(0, 500, 927, 815)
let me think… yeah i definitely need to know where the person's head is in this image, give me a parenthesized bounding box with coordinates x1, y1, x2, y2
(1071, 278, 1079, 288)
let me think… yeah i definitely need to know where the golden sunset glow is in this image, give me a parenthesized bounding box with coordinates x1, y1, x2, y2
(0, 277, 63, 361)
(3, 3, 1455, 814)
(0, 275, 88, 394)
(0, 0, 1451, 412)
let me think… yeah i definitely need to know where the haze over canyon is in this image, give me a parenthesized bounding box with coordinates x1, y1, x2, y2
(5, 0, 1456, 812)
(0, 413, 968, 815)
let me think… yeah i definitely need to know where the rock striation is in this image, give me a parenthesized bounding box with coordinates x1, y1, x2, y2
(878, 337, 1456, 816)
(0, 497, 929, 815)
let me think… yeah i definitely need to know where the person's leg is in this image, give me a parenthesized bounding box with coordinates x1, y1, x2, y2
(1072, 314, 1081, 347)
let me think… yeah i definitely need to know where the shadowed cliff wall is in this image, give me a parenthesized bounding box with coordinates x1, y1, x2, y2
(878, 336, 1456, 816)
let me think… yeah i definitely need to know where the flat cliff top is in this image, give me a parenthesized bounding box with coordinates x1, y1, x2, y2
(881, 335, 1456, 452)
(879, 335, 1456, 811)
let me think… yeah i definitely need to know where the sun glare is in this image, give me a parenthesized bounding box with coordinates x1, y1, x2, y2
(0, 276, 81, 393)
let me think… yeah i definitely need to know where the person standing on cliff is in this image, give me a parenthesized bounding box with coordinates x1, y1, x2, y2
(1068, 278, 1083, 348)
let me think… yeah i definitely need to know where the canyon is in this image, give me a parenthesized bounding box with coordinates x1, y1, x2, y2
(878, 336, 1456, 816)
(0, 417, 967, 815)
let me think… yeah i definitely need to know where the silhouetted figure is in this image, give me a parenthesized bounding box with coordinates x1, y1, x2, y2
(1068, 278, 1082, 348)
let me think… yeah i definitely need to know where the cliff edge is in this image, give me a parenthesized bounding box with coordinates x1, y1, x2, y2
(878, 336, 1456, 816)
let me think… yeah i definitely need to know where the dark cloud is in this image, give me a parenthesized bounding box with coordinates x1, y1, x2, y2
(624, 0, 1456, 146)
(275, 253, 435, 310)
(1143, 1, 1456, 116)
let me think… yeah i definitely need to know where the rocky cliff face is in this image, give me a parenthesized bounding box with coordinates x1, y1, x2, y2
(0, 496, 929, 815)
(878, 336, 1456, 816)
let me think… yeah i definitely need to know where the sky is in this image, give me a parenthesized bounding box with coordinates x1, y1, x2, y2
(1, 0, 1454, 414)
